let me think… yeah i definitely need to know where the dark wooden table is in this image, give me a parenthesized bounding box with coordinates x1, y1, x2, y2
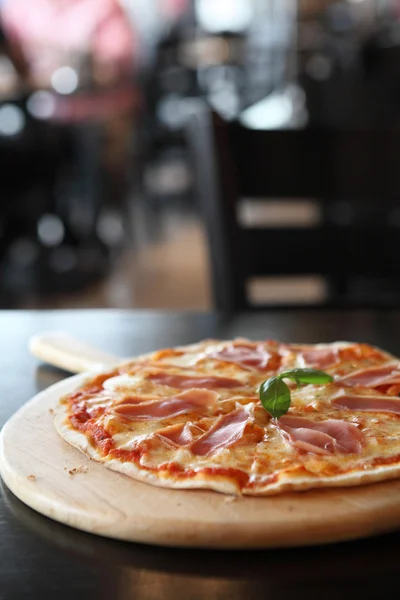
(2, 309, 400, 599)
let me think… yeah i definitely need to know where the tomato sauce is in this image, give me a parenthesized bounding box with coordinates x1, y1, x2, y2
(69, 372, 117, 403)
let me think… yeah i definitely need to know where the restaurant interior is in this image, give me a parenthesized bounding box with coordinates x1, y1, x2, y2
(0, 0, 400, 311)
(4, 3, 400, 597)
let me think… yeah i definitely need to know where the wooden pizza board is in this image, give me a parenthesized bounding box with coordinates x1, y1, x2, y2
(2, 373, 400, 549)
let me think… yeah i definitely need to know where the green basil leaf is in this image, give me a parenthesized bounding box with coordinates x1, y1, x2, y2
(259, 376, 291, 419)
(279, 368, 333, 386)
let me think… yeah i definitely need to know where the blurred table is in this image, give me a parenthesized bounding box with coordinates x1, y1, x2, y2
(2, 309, 400, 599)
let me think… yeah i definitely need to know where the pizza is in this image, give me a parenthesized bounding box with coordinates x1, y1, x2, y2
(54, 338, 400, 495)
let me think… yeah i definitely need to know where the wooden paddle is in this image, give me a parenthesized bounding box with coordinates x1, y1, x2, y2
(1, 332, 400, 548)
(29, 331, 120, 374)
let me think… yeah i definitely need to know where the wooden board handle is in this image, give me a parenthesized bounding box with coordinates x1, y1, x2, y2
(29, 332, 120, 374)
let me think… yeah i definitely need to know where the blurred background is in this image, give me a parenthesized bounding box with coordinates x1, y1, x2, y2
(1, 0, 400, 311)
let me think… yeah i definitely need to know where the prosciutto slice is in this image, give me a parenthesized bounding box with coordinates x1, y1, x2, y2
(299, 348, 339, 369)
(114, 389, 217, 420)
(339, 364, 400, 388)
(190, 407, 250, 456)
(279, 415, 363, 455)
(148, 372, 241, 389)
(332, 393, 400, 415)
(156, 422, 200, 447)
(289, 433, 337, 456)
(156, 407, 253, 455)
(209, 343, 276, 370)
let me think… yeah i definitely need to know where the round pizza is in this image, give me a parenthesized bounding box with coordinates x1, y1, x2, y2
(54, 338, 400, 495)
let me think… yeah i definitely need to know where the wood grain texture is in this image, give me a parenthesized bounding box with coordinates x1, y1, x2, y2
(2, 374, 400, 549)
(29, 332, 119, 373)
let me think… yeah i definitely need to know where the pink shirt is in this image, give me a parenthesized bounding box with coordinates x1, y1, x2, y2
(1, 0, 134, 82)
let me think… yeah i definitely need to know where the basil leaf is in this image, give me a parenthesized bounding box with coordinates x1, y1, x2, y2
(279, 368, 333, 386)
(259, 376, 291, 419)
(259, 368, 333, 419)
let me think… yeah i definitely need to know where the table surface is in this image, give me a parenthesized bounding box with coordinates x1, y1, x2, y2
(2, 309, 400, 600)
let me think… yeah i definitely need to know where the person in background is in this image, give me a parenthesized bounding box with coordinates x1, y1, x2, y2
(0, 0, 135, 90)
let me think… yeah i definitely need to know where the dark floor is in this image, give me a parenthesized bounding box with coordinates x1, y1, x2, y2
(16, 197, 212, 310)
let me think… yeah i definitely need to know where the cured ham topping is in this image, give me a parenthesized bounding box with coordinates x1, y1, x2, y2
(190, 407, 250, 456)
(299, 348, 339, 369)
(209, 343, 280, 371)
(338, 343, 388, 362)
(290, 434, 337, 456)
(113, 389, 218, 420)
(148, 372, 242, 389)
(279, 415, 363, 455)
(332, 393, 400, 415)
(117, 394, 158, 405)
(338, 364, 400, 388)
(156, 407, 259, 455)
(385, 384, 400, 397)
(156, 422, 202, 447)
(298, 343, 388, 370)
(153, 407, 253, 455)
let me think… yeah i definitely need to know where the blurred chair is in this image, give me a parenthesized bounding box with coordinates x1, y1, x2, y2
(187, 101, 400, 310)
